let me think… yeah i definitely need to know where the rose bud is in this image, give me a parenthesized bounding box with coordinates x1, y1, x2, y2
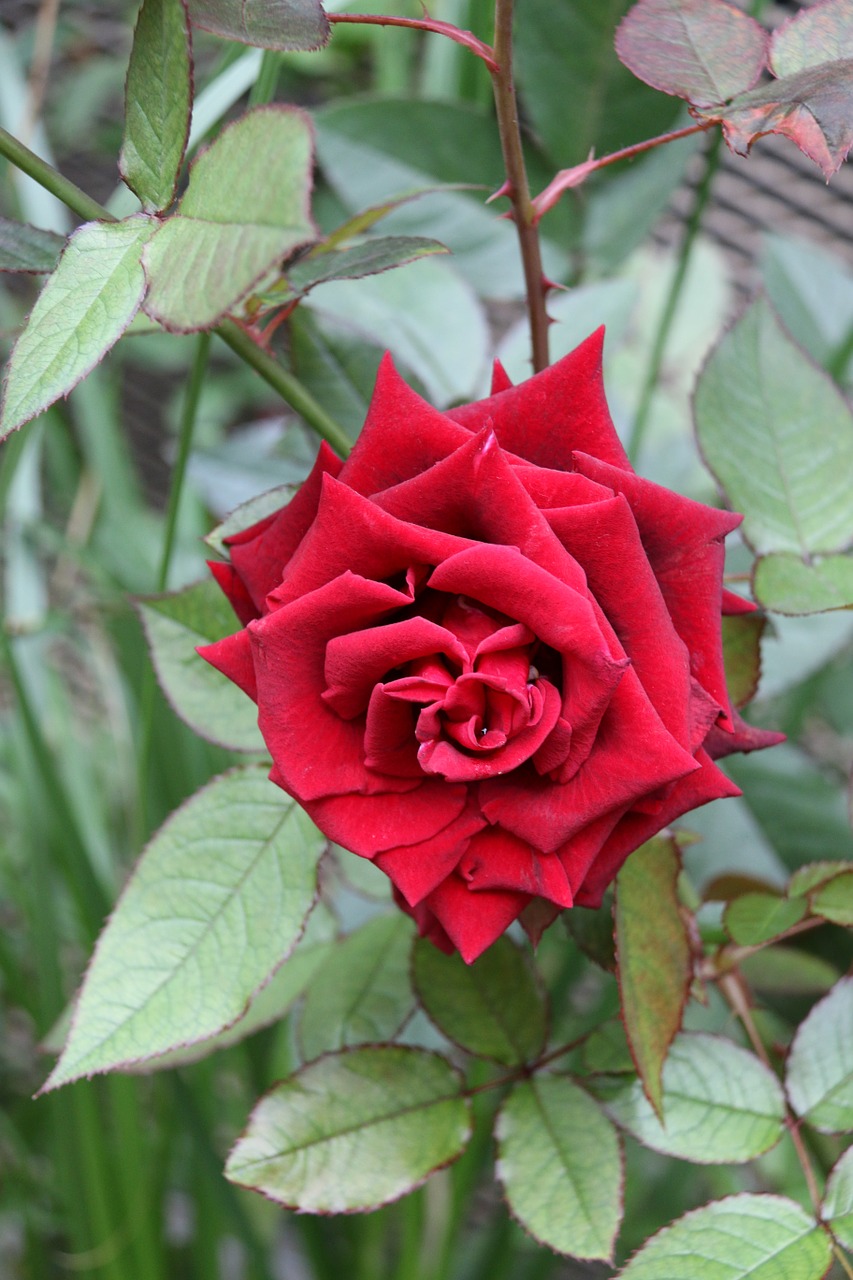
(199, 330, 782, 963)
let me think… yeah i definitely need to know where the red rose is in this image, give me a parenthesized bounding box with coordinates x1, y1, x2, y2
(200, 330, 781, 962)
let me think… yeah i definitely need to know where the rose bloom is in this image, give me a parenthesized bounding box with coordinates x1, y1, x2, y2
(200, 331, 780, 962)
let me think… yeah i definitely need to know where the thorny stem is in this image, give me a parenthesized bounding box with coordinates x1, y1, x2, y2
(328, 13, 498, 73)
(489, 0, 550, 372)
(0, 126, 351, 457)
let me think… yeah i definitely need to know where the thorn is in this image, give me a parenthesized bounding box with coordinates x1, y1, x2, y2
(486, 179, 513, 205)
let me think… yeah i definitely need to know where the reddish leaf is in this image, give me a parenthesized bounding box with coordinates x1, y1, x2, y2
(695, 59, 853, 178)
(186, 0, 329, 51)
(615, 836, 692, 1118)
(615, 0, 768, 108)
(722, 613, 766, 709)
(771, 0, 853, 79)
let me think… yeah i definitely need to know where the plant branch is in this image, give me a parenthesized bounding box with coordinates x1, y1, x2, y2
(0, 126, 351, 456)
(531, 119, 717, 222)
(328, 12, 498, 73)
(489, 0, 549, 372)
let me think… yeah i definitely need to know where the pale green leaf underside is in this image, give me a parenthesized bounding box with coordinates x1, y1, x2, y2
(46, 767, 323, 1086)
(138, 579, 264, 752)
(186, 0, 329, 52)
(497, 1076, 622, 1261)
(298, 915, 416, 1062)
(823, 1145, 853, 1251)
(695, 298, 853, 557)
(754, 552, 853, 615)
(0, 216, 64, 273)
(599, 1032, 785, 1163)
(787, 977, 853, 1132)
(226, 1046, 470, 1212)
(618, 1194, 831, 1279)
(1, 217, 155, 438)
(120, 0, 192, 212)
(412, 934, 547, 1065)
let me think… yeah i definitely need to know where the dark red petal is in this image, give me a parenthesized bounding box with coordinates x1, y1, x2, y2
(395, 889, 456, 954)
(448, 330, 631, 471)
(422, 873, 530, 963)
(573, 749, 741, 907)
(362, 686, 423, 778)
(514, 464, 613, 509)
(227, 441, 342, 613)
(336, 352, 470, 496)
(458, 826, 573, 906)
(270, 474, 470, 609)
(198, 628, 258, 701)
(207, 559, 259, 626)
(519, 897, 563, 947)
(490, 359, 513, 395)
(722, 589, 758, 615)
(324, 616, 467, 719)
(250, 572, 422, 802)
(303, 781, 468, 857)
(417, 679, 562, 782)
(375, 802, 487, 905)
(704, 712, 786, 760)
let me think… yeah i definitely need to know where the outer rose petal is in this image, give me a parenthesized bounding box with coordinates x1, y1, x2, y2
(420, 873, 531, 964)
(199, 627, 257, 701)
(302, 781, 468, 858)
(207, 559, 258, 626)
(459, 826, 573, 906)
(375, 801, 487, 905)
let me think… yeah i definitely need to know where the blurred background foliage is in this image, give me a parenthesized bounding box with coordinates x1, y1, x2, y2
(1, 0, 853, 1276)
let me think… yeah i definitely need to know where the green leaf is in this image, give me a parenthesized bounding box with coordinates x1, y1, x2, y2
(277, 235, 448, 301)
(143, 107, 316, 331)
(186, 0, 329, 51)
(1, 216, 155, 438)
(724, 892, 806, 946)
(771, 0, 853, 79)
(44, 767, 323, 1086)
(596, 1032, 785, 1164)
(615, 836, 691, 1115)
(564, 892, 616, 971)
(583, 1019, 635, 1075)
(138, 578, 264, 752)
(298, 915, 415, 1061)
(120, 0, 192, 212)
(787, 977, 853, 1132)
(753, 552, 853, 615)
(131, 900, 337, 1070)
(740, 946, 839, 996)
(496, 1076, 622, 1261)
(761, 233, 853, 381)
(0, 216, 64, 273)
(614, 0, 768, 107)
(412, 934, 547, 1066)
(225, 1046, 470, 1211)
(515, 0, 681, 170)
(722, 613, 767, 708)
(810, 870, 853, 926)
(617, 1194, 831, 1279)
(822, 1144, 853, 1251)
(696, 299, 853, 559)
(789, 861, 853, 898)
(305, 256, 488, 408)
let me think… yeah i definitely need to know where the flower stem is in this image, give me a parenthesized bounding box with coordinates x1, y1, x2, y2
(328, 12, 498, 72)
(0, 125, 351, 456)
(489, 0, 549, 372)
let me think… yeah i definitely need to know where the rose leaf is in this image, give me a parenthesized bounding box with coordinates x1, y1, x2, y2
(809, 870, 853, 927)
(185, 0, 329, 51)
(723, 891, 806, 946)
(412, 934, 547, 1066)
(120, 0, 192, 213)
(616, 1195, 831, 1279)
(298, 915, 416, 1062)
(771, 0, 853, 79)
(1, 216, 155, 440)
(787, 976, 853, 1133)
(695, 297, 853, 559)
(753, 552, 853, 616)
(615, 835, 691, 1117)
(42, 767, 324, 1088)
(269, 235, 448, 305)
(823, 1145, 853, 1251)
(614, 0, 768, 107)
(593, 1032, 786, 1164)
(496, 1076, 622, 1262)
(0, 216, 64, 273)
(721, 613, 766, 708)
(788, 860, 853, 898)
(740, 946, 839, 996)
(225, 1046, 471, 1212)
(564, 891, 616, 971)
(142, 106, 317, 331)
(137, 578, 265, 753)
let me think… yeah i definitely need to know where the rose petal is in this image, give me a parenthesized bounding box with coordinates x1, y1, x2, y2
(490, 359, 513, 395)
(417, 679, 562, 782)
(207, 559, 259, 626)
(198, 627, 257, 701)
(304, 780, 468, 857)
(375, 802, 487, 905)
(324, 616, 468, 719)
(421, 873, 530, 964)
(459, 826, 574, 906)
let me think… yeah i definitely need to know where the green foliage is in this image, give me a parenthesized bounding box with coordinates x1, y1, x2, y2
(225, 1046, 471, 1211)
(787, 977, 853, 1134)
(0, 215, 64, 272)
(186, 0, 330, 52)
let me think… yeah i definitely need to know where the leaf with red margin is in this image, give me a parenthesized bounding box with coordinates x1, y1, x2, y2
(722, 613, 766, 708)
(186, 0, 328, 51)
(615, 0, 768, 107)
(771, 0, 853, 79)
(615, 835, 691, 1118)
(693, 59, 853, 178)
